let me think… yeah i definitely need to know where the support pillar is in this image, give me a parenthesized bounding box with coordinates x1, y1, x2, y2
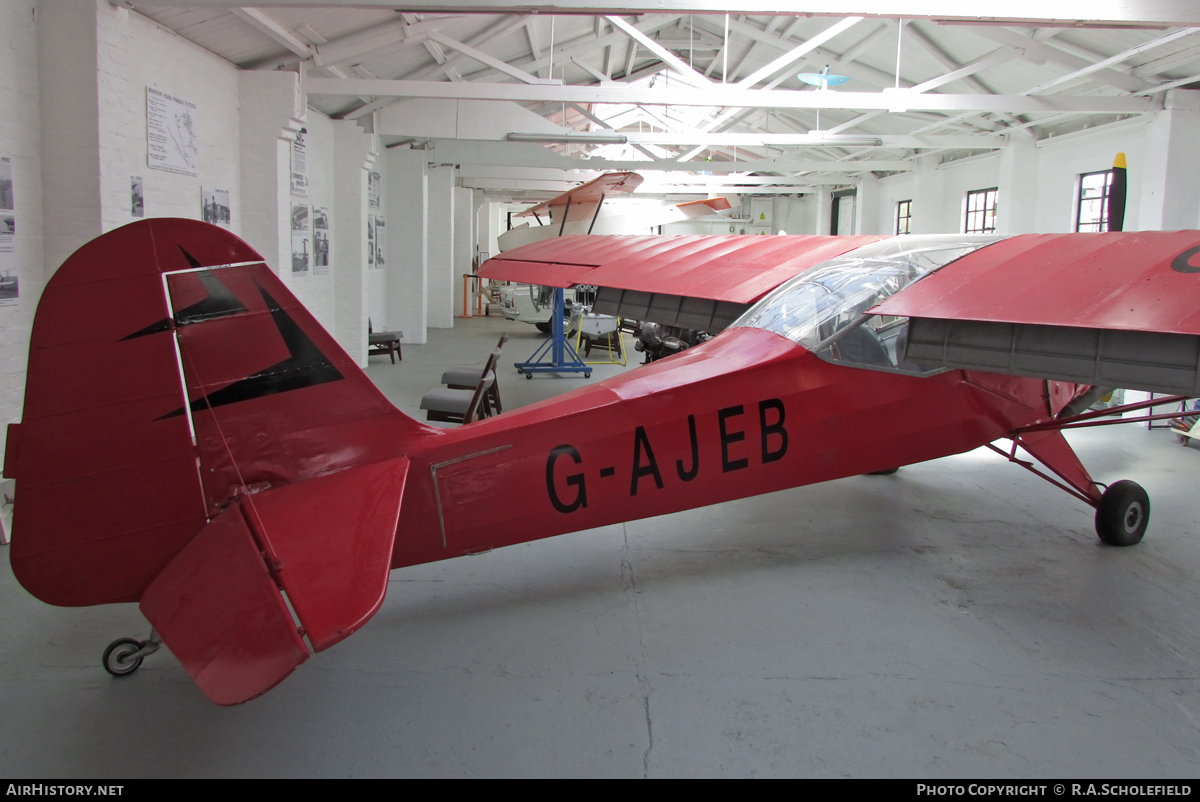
(997, 135, 1038, 235)
(427, 164, 455, 328)
(855, 173, 881, 236)
(1138, 90, 1200, 231)
(814, 188, 832, 236)
(453, 186, 475, 317)
(332, 120, 377, 367)
(387, 147, 428, 343)
(910, 156, 945, 234)
(38, 0, 102, 278)
(239, 70, 304, 282)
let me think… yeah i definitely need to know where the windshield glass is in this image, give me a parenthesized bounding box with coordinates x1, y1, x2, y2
(731, 234, 1006, 352)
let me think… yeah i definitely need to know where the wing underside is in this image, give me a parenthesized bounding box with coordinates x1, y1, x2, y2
(478, 234, 882, 331)
(872, 231, 1200, 395)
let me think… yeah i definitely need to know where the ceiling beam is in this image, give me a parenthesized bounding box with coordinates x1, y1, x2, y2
(604, 15, 711, 85)
(970, 27, 1156, 92)
(1132, 40, 1200, 78)
(427, 30, 562, 84)
(736, 17, 864, 88)
(692, 14, 912, 92)
(131, 2, 1200, 26)
(309, 77, 1161, 114)
(1022, 26, 1200, 94)
(231, 8, 315, 59)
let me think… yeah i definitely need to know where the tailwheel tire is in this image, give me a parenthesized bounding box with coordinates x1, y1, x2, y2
(1095, 480, 1150, 547)
(868, 467, 900, 475)
(103, 638, 145, 677)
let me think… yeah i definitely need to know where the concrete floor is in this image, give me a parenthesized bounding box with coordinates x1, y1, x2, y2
(4, 314, 1200, 778)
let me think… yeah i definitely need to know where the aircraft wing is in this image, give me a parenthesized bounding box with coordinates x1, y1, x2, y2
(516, 172, 643, 218)
(871, 231, 1200, 395)
(479, 234, 882, 332)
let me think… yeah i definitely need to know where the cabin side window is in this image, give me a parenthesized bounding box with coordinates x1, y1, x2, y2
(732, 234, 1008, 376)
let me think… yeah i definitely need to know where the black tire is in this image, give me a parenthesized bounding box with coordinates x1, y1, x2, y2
(103, 638, 144, 677)
(585, 372, 592, 378)
(535, 321, 552, 333)
(868, 467, 900, 476)
(1095, 480, 1150, 546)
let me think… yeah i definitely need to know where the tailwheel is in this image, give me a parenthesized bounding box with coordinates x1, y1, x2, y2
(102, 638, 145, 677)
(1095, 480, 1150, 547)
(102, 630, 162, 678)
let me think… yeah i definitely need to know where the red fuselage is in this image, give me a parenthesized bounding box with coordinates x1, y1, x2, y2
(389, 327, 1063, 569)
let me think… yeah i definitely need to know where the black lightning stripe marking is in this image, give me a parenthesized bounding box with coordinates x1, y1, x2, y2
(120, 317, 174, 341)
(174, 271, 248, 325)
(159, 281, 343, 418)
(122, 269, 248, 340)
(179, 246, 204, 268)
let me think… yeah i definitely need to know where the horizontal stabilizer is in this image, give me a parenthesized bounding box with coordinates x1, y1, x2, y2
(140, 501, 309, 706)
(249, 457, 408, 652)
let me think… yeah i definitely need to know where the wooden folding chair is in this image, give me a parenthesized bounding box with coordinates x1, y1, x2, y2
(419, 370, 495, 424)
(367, 319, 403, 364)
(420, 339, 505, 424)
(440, 333, 508, 415)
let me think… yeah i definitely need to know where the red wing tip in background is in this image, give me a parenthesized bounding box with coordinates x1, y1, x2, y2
(517, 172, 644, 217)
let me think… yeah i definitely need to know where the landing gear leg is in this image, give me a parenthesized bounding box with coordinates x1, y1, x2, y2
(990, 429, 1153, 545)
(102, 629, 161, 678)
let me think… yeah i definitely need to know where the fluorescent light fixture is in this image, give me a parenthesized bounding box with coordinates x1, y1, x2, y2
(507, 133, 629, 145)
(802, 135, 883, 146)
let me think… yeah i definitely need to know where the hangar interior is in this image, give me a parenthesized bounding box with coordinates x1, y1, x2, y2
(4, 0, 1200, 778)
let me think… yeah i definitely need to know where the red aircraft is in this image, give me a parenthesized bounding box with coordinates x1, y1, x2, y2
(6, 218, 1200, 705)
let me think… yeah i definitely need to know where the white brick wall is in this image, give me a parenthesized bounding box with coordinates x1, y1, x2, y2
(333, 120, 376, 367)
(288, 110, 334, 329)
(95, 2, 241, 235)
(0, 1, 44, 475)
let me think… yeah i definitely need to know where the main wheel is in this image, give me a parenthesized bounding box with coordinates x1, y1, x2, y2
(1095, 480, 1150, 546)
(535, 321, 551, 333)
(103, 638, 145, 677)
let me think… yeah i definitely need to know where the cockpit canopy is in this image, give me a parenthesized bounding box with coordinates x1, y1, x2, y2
(731, 234, 1005, 374)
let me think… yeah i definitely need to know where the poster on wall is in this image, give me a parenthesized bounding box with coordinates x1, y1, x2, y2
(313, 206, 330, 276)
(201, 187, 231, 229)
(146, 87, 199, 177)
(291, 203, 310, 276)
(0, 157, 16, 307)
(374, 215, 386, 268)
(291, 128, 308, 198)
(366, 215, 375, 266)
(131, 177, 144, 218)
(368, 171, 381, 210)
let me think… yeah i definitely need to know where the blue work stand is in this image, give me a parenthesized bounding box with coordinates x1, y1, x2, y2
(514, 287, 592, 379)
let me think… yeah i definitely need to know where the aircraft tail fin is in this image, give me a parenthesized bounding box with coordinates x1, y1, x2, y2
(6, 219, 432, 608)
